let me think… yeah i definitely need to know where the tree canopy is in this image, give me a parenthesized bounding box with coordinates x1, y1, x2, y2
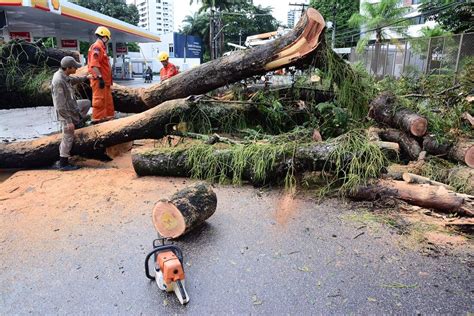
(72, 0, 139, 26)
(348, 0, 410, 52)
(309, 0, 359, 48)
(420, 0, 474, 34)
(181, 2, 278, 60)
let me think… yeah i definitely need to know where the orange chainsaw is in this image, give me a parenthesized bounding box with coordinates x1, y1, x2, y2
(145, 238, 189, 305)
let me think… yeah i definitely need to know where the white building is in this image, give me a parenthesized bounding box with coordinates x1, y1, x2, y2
(131, 0, 174, 35)
(287, 0, 309, 28)
(360, 0, 437, 39)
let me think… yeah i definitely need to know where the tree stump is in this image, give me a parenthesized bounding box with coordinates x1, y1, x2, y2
(152, 183, 217, 238)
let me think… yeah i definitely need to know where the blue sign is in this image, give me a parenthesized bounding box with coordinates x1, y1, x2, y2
(173, 33, 202, 59)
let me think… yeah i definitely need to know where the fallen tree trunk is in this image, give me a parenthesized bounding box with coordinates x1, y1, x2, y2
(132, 141, 336, 185)
(0, 9, 328, 112)
(152, 182, 217, 238)
(369, 92, 428, 137)
(351, 179, 474, 217)
(0, 99, 190, 168)
(0, 99, 259, 169)
(423, 136, 474, 168)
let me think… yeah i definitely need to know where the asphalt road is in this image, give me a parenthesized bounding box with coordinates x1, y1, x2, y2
(1, 181, 472, 314)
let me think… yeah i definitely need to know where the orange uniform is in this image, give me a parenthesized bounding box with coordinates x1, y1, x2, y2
(160, 62, 179, 82)
(88, 39, 114, 121)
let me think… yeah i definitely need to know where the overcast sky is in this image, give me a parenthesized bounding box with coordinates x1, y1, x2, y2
(171, 0, 290, 31)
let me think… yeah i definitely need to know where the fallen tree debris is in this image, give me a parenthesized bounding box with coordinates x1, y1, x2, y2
(351, 180, 474, 217)
(152, 182, 217, 238)
(369, 92, 428, 137)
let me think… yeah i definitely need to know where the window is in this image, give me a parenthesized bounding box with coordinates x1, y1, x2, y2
(169, 43, 174, 53)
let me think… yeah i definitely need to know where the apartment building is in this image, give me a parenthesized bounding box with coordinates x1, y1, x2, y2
(132, 0, 174, 35)
(287, 0, 309, 29)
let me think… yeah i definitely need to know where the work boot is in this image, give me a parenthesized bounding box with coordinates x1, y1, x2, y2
(59, 157, 80, 171)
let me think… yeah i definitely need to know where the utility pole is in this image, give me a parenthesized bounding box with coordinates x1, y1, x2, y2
(331, 0, 336, 49)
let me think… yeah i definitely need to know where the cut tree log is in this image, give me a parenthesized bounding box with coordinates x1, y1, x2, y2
(152, 182, 217, 238)
(377, 128, 421, 160)
(0, 9, 328, 112)
(423, 136, 474, 168)
(351, 179, 474, 217)
(368, 92, 428, 137)
(402, 172, 453, 190)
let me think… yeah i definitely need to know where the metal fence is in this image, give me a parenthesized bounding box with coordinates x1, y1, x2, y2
(349, 32, 474, 79)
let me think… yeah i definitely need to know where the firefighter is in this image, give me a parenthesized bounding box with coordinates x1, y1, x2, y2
(158, 51, 179, 82)
(88, 26, 114, 123)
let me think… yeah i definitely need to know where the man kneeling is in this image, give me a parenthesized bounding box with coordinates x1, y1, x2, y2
(52, 56, 91, 171)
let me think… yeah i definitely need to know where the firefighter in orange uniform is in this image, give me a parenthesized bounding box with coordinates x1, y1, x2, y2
(88, 26, 114, 123)
(158, 52, 179, 82)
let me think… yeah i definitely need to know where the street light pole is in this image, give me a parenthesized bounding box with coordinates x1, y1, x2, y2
(331, 0, 336, 49)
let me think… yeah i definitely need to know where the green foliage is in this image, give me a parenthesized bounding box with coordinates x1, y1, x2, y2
(324, 49, 376, 118)
(420, 0, 474, 34)
(308, 102, 349, 138)
(309, 0, 360, 47)
(190, 0, 251, 13)
(348, 0, 410, 52)
(323, 130, 388, 195)
(459, 56, 474, 95)
(184, 141, 296, 189)
(376, 73, 473, 142)
(252, 90, 294, 134)
(181, 2, 278, 59)
(174, 101, 247, 134)
(72, 0, 139, 25)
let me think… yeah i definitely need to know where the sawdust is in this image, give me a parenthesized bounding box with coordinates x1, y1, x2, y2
(275, 193, 299, 226)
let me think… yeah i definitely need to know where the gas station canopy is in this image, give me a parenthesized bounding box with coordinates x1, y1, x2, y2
(0, 0, 161, 43)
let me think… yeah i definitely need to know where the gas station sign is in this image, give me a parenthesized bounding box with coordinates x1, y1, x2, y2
(10, 31, 31, 42)
(116, 43, 128, 55)
(60, 39, 78, 48)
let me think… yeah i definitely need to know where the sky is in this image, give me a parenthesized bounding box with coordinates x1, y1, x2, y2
(172, 0, 290, 31)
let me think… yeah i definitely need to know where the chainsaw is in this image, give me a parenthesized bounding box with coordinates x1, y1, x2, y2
(145, 238, 190, 305)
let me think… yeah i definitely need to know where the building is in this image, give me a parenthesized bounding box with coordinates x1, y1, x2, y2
(131, 0, 174, 35)
(128, 32, 202, 77)
(287, 0, 309, 28)
(359, 0, 436, 39)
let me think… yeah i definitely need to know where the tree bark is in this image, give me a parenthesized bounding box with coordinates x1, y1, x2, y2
(152, 182, 217, 238)
(369, 92, 428, 137)
(0, 99, 191, 168)
(0, 99, 260, 169)
(377, 128, 421, 161)
(423, 136, 474, 167)
(351, 179, 474, 217)
(402, 172, 453, 190)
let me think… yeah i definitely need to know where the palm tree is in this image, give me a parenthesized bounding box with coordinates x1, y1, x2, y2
(348, 0, 410, 75)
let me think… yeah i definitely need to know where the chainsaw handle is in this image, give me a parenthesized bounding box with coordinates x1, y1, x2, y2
(145, 245, 184, 280)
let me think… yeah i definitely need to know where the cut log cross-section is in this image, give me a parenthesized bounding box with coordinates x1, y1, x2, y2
(369, 92, 428, 137)
(152, 183, 217, 238)
(423, 136, 474, 168)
